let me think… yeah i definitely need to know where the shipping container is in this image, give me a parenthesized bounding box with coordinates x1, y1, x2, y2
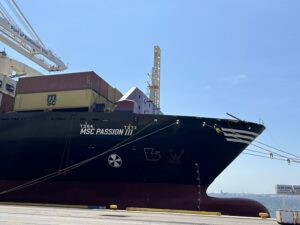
(0, 74, 4, 93)
(16, 71, 109, 99)
(14, 89, 108, 112)
(107, 86, 123, 103)
(0, 92, 14, 112)
(0, 75, 17, 97)
(118, 87, 154, 114)
(4, 76, 17, 97)
(114, 88, 123, 103)
(104, 100, 114, 112)
(115, 100, 137, 113)
(107, 85, 115, 103)
(100, 79, 108, 99)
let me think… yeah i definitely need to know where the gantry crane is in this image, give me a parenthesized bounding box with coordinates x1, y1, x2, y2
(0, 0, 67, 77)
(148, 45, 161, 114)
(0, 50, 42, 77)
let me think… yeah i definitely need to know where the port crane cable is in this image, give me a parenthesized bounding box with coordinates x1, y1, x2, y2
(0, 119, 179, 195)
(4, 0, 37, 44)
(9, 0, 45, 47)
(0, 2, 16, 26)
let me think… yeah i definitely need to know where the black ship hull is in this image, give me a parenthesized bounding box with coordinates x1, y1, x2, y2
(0, 112, 268, 217)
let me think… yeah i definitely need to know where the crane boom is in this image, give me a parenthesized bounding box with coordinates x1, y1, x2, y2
(0, 0, 67, 72)
(0, 51, 42, 77)
(9, 0, 45, 47)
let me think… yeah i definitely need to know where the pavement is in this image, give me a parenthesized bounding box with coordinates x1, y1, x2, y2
(0, 204, 278, 225)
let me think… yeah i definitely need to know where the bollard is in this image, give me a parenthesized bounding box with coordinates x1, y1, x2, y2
(259, 212, 269, 219)
(109, 204, 118, 209)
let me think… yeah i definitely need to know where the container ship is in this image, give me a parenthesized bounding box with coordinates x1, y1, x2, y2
(0, 0, 269, 218)
(0, 70, 269, 217)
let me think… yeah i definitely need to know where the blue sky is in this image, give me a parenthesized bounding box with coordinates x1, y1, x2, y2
(2, 0, 300, 193)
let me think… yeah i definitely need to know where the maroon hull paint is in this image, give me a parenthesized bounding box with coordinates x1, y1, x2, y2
(200, 186, 269, 217)
(0, 181, 268, 217)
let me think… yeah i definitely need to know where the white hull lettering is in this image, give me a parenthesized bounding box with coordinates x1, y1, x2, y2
(80, 123, 136, 136)
(96, 128, 124, 136)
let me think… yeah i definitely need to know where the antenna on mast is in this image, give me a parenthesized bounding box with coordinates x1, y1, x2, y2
(148, 45, 161, 114)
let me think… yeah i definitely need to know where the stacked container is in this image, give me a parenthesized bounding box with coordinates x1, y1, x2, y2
(14, 71, 122, 112)
(0, 74, 16, 112)
(0, 74, 17, 97)
(0, 92, 15, 112)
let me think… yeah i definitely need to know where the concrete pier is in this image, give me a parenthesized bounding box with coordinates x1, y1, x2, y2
(0, 204, 277, 225)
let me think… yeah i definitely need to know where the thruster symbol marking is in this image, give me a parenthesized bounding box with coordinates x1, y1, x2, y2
(108, 154, 122, 168)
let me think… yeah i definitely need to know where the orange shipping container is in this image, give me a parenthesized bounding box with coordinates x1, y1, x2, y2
(16, 71, 109, 99)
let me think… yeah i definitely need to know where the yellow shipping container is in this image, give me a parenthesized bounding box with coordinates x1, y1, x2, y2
(14, 89, 107, 111)
(113, 88, 123, 103)
(107, 85, 115, 103)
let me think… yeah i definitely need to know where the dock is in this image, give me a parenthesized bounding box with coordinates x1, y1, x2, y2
(0, 204, 277, 225)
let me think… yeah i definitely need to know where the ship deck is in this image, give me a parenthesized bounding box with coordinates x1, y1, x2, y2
(0, 204, 277, 225)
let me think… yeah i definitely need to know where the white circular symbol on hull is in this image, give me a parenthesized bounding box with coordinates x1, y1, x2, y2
(108, 154, 122, 168)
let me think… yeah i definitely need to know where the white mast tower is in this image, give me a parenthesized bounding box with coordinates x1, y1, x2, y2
(148, 45, 161, 114)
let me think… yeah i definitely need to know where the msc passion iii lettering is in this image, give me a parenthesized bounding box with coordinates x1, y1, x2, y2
(80, 122, 137, 136)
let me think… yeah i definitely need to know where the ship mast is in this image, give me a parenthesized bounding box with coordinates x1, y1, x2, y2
(148, 45, 161, 114)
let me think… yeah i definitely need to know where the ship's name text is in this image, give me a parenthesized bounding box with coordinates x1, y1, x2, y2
(80, 122, 136, 136)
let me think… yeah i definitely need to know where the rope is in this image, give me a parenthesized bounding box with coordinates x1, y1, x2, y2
(0, 119, 178, 195)
(254, 140, 300, 160)
(203, 121, 300, 165)
(245, 148, 273, 156)
(58, 118, 74, 171)
(244, 149, 298, 162)
(250, 143, 300, 164)
(243, 152, 293, 163)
